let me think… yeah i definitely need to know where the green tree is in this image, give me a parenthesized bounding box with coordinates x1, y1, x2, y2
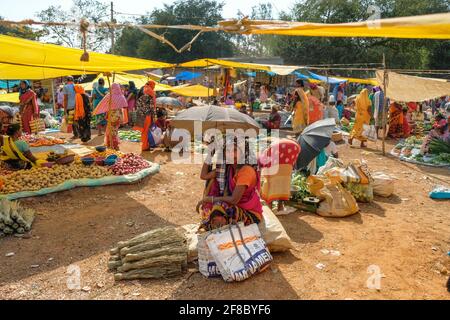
(37, 0, 111, 52)
(274, 0, 450, 73)
(115, 0, 234, 63)
(234, 3, 277, 57)
(0, 17, 42, 40)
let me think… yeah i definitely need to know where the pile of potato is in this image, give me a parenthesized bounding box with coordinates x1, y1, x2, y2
(0, 163, 112, 194)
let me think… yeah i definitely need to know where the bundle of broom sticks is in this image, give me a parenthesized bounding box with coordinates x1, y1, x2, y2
(109, 226, 188, 281)
(0, 199, 35, 237)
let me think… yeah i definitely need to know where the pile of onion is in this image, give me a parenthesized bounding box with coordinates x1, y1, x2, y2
(110, 153, 150, 176)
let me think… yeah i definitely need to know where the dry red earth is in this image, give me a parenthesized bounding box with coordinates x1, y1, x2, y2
(0, 132, 449, 300)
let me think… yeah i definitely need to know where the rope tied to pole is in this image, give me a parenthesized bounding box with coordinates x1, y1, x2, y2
(79, 19, 90, 62)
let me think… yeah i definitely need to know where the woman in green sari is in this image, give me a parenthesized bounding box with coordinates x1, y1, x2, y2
(91, 78, 108, 136)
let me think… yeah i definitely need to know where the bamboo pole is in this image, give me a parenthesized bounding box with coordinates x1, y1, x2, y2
(207, 60, 210, 104)
(51, 79, 56, 115)
(381, 54, 388, 156)
(106, 75, 113, 147)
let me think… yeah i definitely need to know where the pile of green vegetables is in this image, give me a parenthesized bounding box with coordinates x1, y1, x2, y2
(344, 182, 374, 203)
(341, 121, 354, 133)
(291, 173, 311, 202)
(405, 136, 424, 146)
(118, 130, 141, 142)
(429, 138, 450, 155)
(431, 153, 450, 165)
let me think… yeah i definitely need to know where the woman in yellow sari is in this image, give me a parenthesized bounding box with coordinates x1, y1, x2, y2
(349, 88, 372, 148)
(0, 123, 40, 169)
(292, 80, 310, 135)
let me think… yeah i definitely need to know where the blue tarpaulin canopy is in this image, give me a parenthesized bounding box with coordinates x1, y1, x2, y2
(0, 80, 21, 89)
(175, 71, 202, 81)
(307, 71, 347, 84)
(293, 72, 311, 81)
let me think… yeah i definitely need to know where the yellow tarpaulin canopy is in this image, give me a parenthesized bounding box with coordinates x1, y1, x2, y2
(179, 58, 303, 76)
(0, 92, 19, 103)
(0, 34, 174, 80)
(0, 63, 98, 80)
(81, 73, 172, 91)
(169, 84, 217, 97)
(219, 12, 450, 39)
(376, 70, 450, 102)
(334, 76, 378, 85)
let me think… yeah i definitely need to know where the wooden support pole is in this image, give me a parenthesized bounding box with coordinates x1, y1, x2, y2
(381, 54, 388, 156)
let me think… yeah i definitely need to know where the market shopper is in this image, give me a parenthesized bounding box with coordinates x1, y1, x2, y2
(292, 79, 310, 135)
(91, 78, 108, 136)
(94, 83, 127, 150)
(73, 85, 91, 143)
(348, 88, 372, 148)
(388, 102, 405, 138)
(258, 138, 300, 214)
(0, 123, 40, 169)
(127, 81, 138, 126)
(63, 76, 78, 139)
(18, 80, 39, 135)
(197, 136, 263, 231)
(134, 80, 157, 151)
(261, 106, 281, 134)
(421, 113, 449, 154)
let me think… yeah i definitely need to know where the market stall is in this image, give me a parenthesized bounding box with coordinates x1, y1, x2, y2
(0, 144, 160, 200)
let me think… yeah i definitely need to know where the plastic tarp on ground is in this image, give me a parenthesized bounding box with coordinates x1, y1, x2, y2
(0, 92, 19, 103)
(0, 34, 174, 80)
(1, 162, 160, 201)
(376, 70, 450, 102)
(218, 12, 450, 39)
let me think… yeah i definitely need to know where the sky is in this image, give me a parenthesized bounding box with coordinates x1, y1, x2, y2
(0, 0, 295, 21)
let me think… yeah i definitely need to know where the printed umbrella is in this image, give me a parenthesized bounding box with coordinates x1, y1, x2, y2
(258, 138, 301, 168)
(171, 104, 260, 133)
(295, 118, 336, 169)
(93, 83, 128, 115)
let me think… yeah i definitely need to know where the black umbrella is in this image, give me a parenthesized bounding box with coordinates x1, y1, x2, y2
(295, 118, 336, 169)
(171, 104, 260, 134)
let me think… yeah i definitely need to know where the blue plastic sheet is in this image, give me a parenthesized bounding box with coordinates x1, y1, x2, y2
(175, 71, 202, 81)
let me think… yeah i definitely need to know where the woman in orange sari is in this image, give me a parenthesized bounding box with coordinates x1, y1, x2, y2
(134, 81, 156, 151)
(18, 81, 39, 134)
(198, 137, 263, 231)
(388, 102, 404, 138)
(349, 88, 372, 148)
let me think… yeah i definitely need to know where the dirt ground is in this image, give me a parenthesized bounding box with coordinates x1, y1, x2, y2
(0, 130, 449, 300)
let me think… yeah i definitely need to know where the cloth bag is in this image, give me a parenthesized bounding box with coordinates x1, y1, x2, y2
(372, 172, 395, 197)
(258, 206, 294, 252)
(307, 175, 359, 218)
(362, 124, 377, 142)
(206, 223, 273, 282)
(198, 231, 221, 278)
